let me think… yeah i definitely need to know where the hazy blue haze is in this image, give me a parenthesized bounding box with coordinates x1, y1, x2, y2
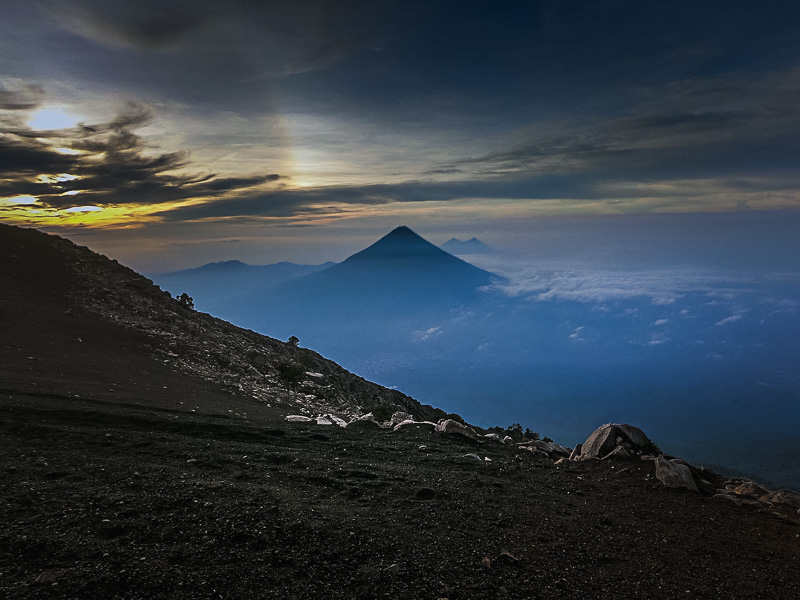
(152, 215, 800, 489)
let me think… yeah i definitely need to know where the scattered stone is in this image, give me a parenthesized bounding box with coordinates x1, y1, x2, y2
(319, 414, 348, 428)
(734, 481, 768, 498)
(759, 490, 800, 510)
(569, 444, 583, 461)
(315, 416, 333, 426)
(654, 456, 698, 491)
(601, 446, 631, 460)
(497, 550, 519, 564)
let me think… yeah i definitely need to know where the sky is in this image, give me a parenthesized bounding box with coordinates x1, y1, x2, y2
(2, 0, 800, 271)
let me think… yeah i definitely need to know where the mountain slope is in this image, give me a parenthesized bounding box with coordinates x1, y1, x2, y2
(0, 223, 443, 421)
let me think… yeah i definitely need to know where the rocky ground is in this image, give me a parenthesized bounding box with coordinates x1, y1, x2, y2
(1, 223, 799, 599)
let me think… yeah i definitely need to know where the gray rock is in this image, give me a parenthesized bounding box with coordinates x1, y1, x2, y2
(614, 424, 651, 448)
(435, 419, 478, 440)
(394, 420, 436, 432)
(285, 415, 313, 423)
(654, 456, 698, 491)
(546, 442, 571, 456)
(579, 425, 618, 459)
(579, 423, 652, 460)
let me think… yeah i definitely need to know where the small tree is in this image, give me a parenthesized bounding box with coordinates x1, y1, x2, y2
(287, 335, 299, 347)
(176, 292, 194, 309)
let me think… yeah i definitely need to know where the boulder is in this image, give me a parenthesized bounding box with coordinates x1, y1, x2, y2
(285, 415, 313, 423)
(315, 416, 333, 426)
(435, 419, 478, 440)
(579, 423, 653, 460)
(614, 424, 651, 448)
(393, 419, 436, 432)
(580, 425, 617, 459)
(654, 456, 698, 491)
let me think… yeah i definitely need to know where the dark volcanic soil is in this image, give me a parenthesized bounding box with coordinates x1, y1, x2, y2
(1, 223, 799, 599)
(2, 396, 799, 600)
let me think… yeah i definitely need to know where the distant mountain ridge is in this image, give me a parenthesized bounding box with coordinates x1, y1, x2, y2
(150, 260, 335, 315)
(441, 237, 494, 255)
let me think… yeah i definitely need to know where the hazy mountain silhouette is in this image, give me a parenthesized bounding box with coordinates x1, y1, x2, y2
(297, 226, 498, 299)
(216, 226, 503, 354)
(150, 260, 335, 316)
(441, 237, 494, 255)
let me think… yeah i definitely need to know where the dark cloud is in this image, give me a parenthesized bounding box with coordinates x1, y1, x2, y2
(0, 82, 45, 110)
(62, 0, 209, 50)
(0, 101, 283, 209)
(460, 68, 800, 180)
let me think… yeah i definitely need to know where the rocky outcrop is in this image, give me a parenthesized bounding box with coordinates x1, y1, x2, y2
(578, 423, 655, 460)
